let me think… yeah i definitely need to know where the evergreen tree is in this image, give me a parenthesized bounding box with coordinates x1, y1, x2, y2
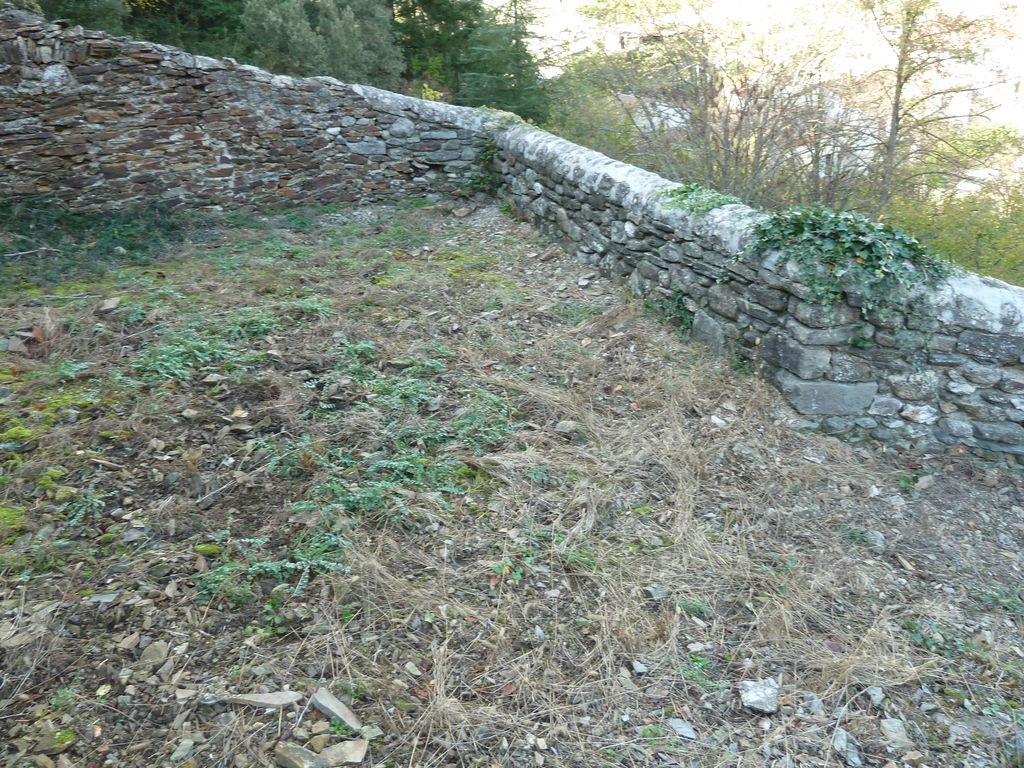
(318, 0, 402, 88)
(38, 0, 127, 31)
(125, 0, 246, 60)
(241, 0, 402, 87)
(241, 0, 326, 76)
(392, 0, 484, 94)
(457, 0, 548, 122)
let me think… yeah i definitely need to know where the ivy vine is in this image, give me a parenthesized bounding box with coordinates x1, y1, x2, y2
(751, 206, 954, 328)
(663, 183, 743, 216)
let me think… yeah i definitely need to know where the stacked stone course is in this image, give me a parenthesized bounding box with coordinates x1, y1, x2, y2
(3, 8, 1023, 455)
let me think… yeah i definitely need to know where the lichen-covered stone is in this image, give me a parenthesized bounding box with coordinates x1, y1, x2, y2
(775, 371, 878, 415)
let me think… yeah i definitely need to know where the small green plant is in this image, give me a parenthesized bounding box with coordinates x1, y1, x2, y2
(905, 619, 949, 654)
(0, 196, 188, 294)
(329, 718, 358, 737)
(730, 347, 754, 375)
(62, 492, 107, 527)
(196, 562, 258, 608)
(663, 183, 743, 215)
(249, 589, 292, 638)
(648, 290, 693, 335)
(676, 654, 723, 693)
(841, 528, 871, 546)
(472, 137, 502, 194)
(551, 300, 603, 325)
(49, 687, 77, 712)
(980, 584, 1024, 617)
(525, 463, 558, 488)
(676, 598, 710, 619)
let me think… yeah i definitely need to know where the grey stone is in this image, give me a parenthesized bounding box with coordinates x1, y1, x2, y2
(1001, 371, 1024, 393)
(822, 416, 854, 433)
(708, 283, 740, 319)
(973, 421, 1024, 444)
(421, 129, 458, 140)
(388, 117, 416, 138)
(900, 404, 939, 425)
(865, 686, 885, 707)
(747, 284, 788, 311)
(692, 310, 726, 350)
(879, 718, 914, 749)
(865, 530, 886, 553)
(784, 318, 870, 345)
(939, 417, 974, 439)
(962, 363, 1004, 386)
(170, 738, 194, 762)
(320, 740, 369, 766)
(888, 371, 938, 401)
(792, 300, 860, 328)
(347, 139, 386, 155)
(229, 691, 304, 709)
(311, 687, 362, 732)
(828, 353, 872, 383)
(274, 743, 327, 768)
(643, 583, 670, 600)
(775, 371, 877, 415)
(738, 678, 780, 713)
(762, 333, 831, 380)
(667, 718, 697, 740)
(832, 727, 863, 767)
(868, 396, 902, 416)
(958, 331, 1024, 362)
(139, 639, 169, 668)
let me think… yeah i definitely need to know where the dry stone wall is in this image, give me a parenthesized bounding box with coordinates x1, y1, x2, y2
(3, 8, 1024, 456)
(493, 125, 1024, 456)
(0, 10, 487, 208)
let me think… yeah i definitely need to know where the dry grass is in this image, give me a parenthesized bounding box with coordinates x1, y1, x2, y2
(1, 201, 1022, 768)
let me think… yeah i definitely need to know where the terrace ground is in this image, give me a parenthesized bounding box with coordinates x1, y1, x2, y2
(0, 198, 1022, 768)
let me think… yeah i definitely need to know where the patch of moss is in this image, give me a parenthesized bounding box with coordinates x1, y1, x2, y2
(0, 424, 35, 443)
(27, 385, 107, 427)
(0, 504, 26, 542)
(37, 466, 68, 492)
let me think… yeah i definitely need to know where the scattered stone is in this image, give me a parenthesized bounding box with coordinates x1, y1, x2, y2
(308, 734, 331, 753)
(228, 691, 304, 709)
(901, 750, 926, 767)
(95, 297, 121, 314)
(832, 727, 863, 767)
(170, 738, 195, 762)
(880, 718, 914, 749)
(554, 420, 581, 436)
(739, 678, 780, 714)
(138, 639, 169, 668)
(642, 584, 670, 601)
(866, 686, 886, 707)
(319, 739, 369, 766)
(865, 531, 886, 554)
(631, 660, 648, 675)
(360, 725, 384, 740)
(667, 718, 697, 740)
(35, 729, 77, 755)
(274, 742, 326, 768)
(311, 687, 362, 732)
